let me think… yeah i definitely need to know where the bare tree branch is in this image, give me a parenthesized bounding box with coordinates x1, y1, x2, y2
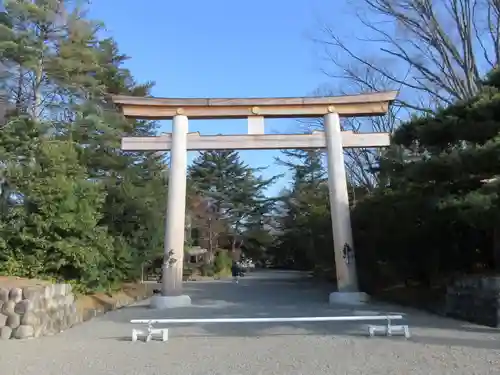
(314, 0, 499, 111)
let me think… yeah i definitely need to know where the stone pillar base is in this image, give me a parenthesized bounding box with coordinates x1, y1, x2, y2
(329, 292, 369, 306)
(150, 295, 192, 309)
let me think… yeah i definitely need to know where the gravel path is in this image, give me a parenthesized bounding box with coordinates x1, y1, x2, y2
(1, 270, 499, 375)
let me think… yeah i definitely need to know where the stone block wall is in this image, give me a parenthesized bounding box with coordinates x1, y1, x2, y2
(445, 276, 500, 327)
(0, 283, 79, 340)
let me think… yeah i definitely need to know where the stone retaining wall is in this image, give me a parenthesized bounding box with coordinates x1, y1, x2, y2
(445, 276, 500, 327)
(0, 283, 78, 340)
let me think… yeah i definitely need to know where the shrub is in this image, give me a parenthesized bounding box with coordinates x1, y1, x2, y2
(199, 263, 215, 277)
(214, 250, 232, 275)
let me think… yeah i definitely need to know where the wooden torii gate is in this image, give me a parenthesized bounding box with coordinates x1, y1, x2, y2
(112, 91, 397, 308)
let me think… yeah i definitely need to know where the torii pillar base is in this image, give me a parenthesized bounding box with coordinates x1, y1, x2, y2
(150, 295, 192, 309)
(329, 292, 369, 306)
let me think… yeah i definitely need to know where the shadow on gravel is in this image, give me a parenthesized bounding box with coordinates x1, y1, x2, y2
(98, 272, 500, 350)
(410, 335, 500, 349)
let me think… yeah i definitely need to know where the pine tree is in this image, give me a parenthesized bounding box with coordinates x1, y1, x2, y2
(349, 67, 500, 291)
(188, 150, 277, 256)
(0, 117, 113, 291)
(272, 149, 333, 270)
(0, 0, 103, 120)
(69, 37, 167, 276)
(0, 2, 168, 290)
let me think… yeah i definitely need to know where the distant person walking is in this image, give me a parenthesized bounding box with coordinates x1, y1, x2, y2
(231, 261, 241, 284)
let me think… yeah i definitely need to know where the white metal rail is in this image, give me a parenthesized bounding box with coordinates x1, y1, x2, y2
(130, 314, 410, 342)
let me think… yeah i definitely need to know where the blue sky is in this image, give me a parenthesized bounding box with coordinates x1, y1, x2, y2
(88, 0, 350, 196)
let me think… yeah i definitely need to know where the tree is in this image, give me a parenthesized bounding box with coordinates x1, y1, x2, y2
(0, 117, 114, 291)
(188, 192, 227, 260)
(0, 0, 103, 120)
(0, 1, 169, 292)
(273, 68, 500, 293)
(351, 66, 500, 292)
(315, 0, 500, 110)
(188, 150, 278, 259)
(68, 37, 167, 272)
(243, 218, 276, 262)
(272, 149, 334, 270)
(304, 70, 400, 192)
(310, 0, 499, 191)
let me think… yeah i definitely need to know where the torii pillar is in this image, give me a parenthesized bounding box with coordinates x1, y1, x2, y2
(112, 92, 397, 308)
(159, 114, 191, 307)
(324, 111, 363, 303)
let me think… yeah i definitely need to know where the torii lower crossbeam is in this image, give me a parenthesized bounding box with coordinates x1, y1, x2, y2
(121, 131, 389, 151)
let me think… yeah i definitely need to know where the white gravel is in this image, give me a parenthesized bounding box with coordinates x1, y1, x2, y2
(1, 270, 499, 375)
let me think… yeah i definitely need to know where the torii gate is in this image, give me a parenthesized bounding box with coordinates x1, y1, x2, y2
(112, 91, 397, 308)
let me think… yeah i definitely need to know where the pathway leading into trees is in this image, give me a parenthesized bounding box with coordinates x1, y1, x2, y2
(1, 270, 499, 375)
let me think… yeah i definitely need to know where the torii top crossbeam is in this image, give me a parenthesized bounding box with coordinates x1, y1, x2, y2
(111, 91, 398, 120)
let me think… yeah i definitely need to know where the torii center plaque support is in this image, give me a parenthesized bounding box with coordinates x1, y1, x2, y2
(112, 91, 397, 308)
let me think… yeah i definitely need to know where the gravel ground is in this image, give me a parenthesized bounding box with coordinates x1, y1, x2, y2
(1, 270, 499, 375)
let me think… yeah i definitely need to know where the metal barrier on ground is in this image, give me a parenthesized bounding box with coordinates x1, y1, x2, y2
(130, 315, 410, 342)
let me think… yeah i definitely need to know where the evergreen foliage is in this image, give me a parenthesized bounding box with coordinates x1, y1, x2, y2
(273, 67, 500, 293)
(0, 1, 166, 292)
(187, 150, 278, 258)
